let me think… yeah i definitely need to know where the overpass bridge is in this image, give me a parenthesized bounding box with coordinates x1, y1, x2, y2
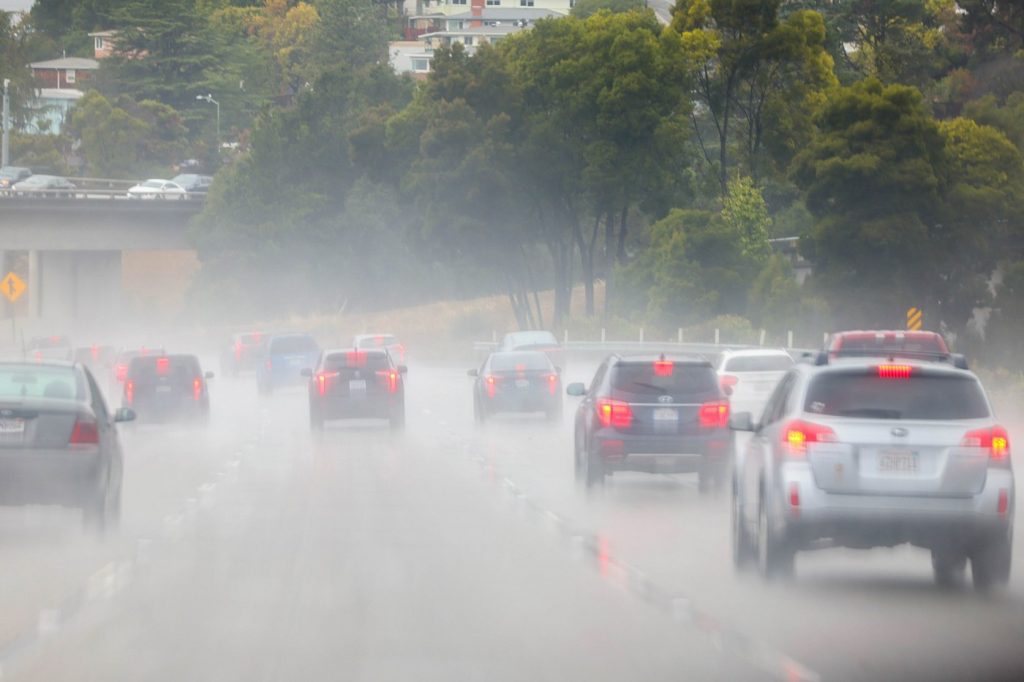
(0, 195, 202, 325)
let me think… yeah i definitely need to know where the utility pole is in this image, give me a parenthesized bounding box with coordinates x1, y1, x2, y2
(2, 79, 10, 168)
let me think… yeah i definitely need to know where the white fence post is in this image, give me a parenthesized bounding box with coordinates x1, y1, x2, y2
(714, 328, 720, 345)
(600, 328, 606, 343)
(492, 330, 497, 343)
(787, 330, 794, 348)
(759, 329, 766, 346)
(564, 329, 569, 345)
(639, 327, 645, 343)
(677, 327, 683, 344)
(823, 331, 829, 346)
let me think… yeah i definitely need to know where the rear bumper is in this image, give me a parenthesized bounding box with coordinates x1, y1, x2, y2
(482, 391, 560, 414)
(775, 464, 1014, 549)
(593, 430, 731, 473)
(0, 450, 106, 507)
(313, 396, 399, 420)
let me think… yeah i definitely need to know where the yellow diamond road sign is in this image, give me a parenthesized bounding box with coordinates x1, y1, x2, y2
(1, 272, 26, 303)
(907, 307, 923, 331)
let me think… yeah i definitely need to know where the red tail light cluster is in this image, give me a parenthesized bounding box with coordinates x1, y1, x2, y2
(156, 357, 170, 375)
(70, 418, 99, 445)
(877, 364, 912, 379)
(193, 377, 203, 401)
(653, 360, 674, 377)
(783, 419, 836, 456)
(547, 373, 558, 395)
(346, 350, 368, 367)
(485, 374, 497, 399)
(234, 341, 243, 360)
(124, 379, 134, 405)
(699, 400, 730, 428)
(316, 371, 338, 396)
(596, 398, 633, 429)
(962, 426, 1010, 463)
(377, 369, 399, 393)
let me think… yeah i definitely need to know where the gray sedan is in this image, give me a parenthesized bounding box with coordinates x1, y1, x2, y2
(731, 356, 1014, 591)
(0, 361, 135, 532)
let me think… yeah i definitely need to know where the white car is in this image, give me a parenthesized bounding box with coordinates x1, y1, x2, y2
(716, 349, 793, 418)
(126, 179, 186, 199)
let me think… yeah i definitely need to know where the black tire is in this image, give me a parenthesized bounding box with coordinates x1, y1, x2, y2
(582, 439, 606, 490)
(389, 404, 406, 431)
(82, 488, 120, 536)
(732, 481, 755, 570)
(932, 548, 968, 589)
(757, 493, 794, 579)
(971, 531, 1012, 592)
(573, 430, 584, 483)
(310, 405, 324, 432)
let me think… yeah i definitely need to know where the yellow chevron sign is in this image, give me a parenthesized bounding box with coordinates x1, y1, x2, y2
(907, 307, 923, 331)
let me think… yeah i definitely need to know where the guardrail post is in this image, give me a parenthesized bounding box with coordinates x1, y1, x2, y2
(677, 327, 683, 344)
(564, 329, 569, 345)
(492, 330, 497, 343)
(600, 328, 606, 343)
(639, 327, 644, 342)
(823, 332, 829, 346)
(759, 329, 766, 346)
(714, 328, 720, 345)
(787, 330, 794, 348)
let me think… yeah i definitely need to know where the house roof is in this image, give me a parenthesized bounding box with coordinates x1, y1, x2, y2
(422, 25, 526, 38)
(412, 8, 565, 21)
(34, 88, 85, 101)
(88, 30, 116, 37)
(29, 57, 100, 71)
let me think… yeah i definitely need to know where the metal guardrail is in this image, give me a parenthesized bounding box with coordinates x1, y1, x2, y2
(0, 189, 205, 201)
(473, 339, 814, 361)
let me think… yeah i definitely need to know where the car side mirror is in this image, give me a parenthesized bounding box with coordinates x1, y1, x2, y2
(300, 368, 312, 378)
(729, 412, 754, 432)
(467, 369, 478, 377)
(398, 365, 408, 374)
(566, 382, 586, 397)
(205, 371, 215, 379)
(114, 407, 136, 423)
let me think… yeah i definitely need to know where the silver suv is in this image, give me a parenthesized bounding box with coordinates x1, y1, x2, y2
(730, 356, 1013, 590)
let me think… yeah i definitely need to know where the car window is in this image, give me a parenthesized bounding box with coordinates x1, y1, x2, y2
(588, 360, 609, 395)
(128, 356, 202, 387)
(356, 335, 397, 349)
(85, 370, 109, 420)
(324, 351, 390, 372)
(724, 355, 794, 372)
(804, 371, 989, 420)
(489, 352, 552, 372)
(270, 336, 318, 354)
(610, 361, 718, 399)
(760, 371, 796, 426)
(0, 365, 85, 402)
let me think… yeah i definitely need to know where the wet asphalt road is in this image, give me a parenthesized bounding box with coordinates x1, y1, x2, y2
(0, 362, 1022, 681)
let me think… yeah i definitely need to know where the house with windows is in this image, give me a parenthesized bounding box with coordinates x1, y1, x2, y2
(389, 41, 434, 79)
(29, 57, 99, 89)
(88, 30, 117, 59)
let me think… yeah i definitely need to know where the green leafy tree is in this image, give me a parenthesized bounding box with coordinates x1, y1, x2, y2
(571, 0, 644, 19)
(313, 0, 388, 71)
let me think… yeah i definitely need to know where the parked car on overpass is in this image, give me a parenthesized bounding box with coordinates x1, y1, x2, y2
(11, 174, 77, 197)
(126, 179, 187, 199)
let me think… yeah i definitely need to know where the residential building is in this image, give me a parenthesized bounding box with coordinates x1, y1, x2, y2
(389, 41, 433, 79)
(88, 30, 117, 59)
(29, 57, 99, 90)
(23, 88, 84, 134)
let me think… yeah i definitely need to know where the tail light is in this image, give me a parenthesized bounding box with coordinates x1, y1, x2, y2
(719, 374, 738, 392)
(346, 350, 367, 367)
(156, 357, 170, 375)
(124, 379, 134, 405)
(962, 426, 1010, 464)
(70, 418, 99, 445)
(193, 377, 203, 401)
(315, 371, 338, 396)
(396, 344, 406, 362)
(699, 400, 730, 428)
(377, 370, 399, 393)
(116, 364, 128, 382)
(485, 374, 497, 399)
(33, 351, 42, 362)
(91, 345, 100, 361)
(596, 398, 633, 429)
(782, 419, 836, 457)
(653, 360, 674, 377)
(547, 373, 558, 395)
(877, 364, 912, 379)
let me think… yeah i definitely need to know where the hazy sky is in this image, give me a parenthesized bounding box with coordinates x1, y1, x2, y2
(0, 1, 32, 12)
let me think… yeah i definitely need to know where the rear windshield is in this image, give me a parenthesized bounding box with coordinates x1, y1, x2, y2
(324, 351, 390, 371)
(270, 336, 318, 354)
(490, 352, 552, 372)
(128, 356, 202, 386)
(833, 335, 946, 355)
(804, 371, 989, 420)
(611, 362, 718, 398)
(724, 355, 793, 372)
(0, 365, 84, 402)
(505, 331, 558, 348)
(356, 335, 397, 349)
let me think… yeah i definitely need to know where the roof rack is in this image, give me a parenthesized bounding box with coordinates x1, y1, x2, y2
(813, 349, 968, 370)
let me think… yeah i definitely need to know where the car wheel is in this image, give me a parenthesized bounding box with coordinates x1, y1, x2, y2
(932, 548, 967, 589)
(389, 404, 406, 431)
(82, 487, 120, 536)
(971, 531, 1012, 592)
(583, 439, 606, 490)
(732, 480, 755, 570)
(310, 405, 324, 432)
(757, 492, 793, 579)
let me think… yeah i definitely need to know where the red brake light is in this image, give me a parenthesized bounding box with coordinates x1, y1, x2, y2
(877, 364, 912, 379)
(346, 350, 367, 367)
(193, 377, 202, 400)
(91, 345, 99, 361)
(782, 419, 836, 456)
(547, 373, 558, 395)
(596, 398, 633, 428)
(377, 370, 399, 393)
(156, 357, 170, 375)
(699, 400, 730, 428)
(124, 379, 134, 405)
(653, 360, 674, 377)
(315, 371, 338, 396)
(116, 364, 128, 382)
(962, 426, 1010, 462)
(70, 418, 99, 445)
(485, 374, 497, 398)
(719, 374, 738, 391)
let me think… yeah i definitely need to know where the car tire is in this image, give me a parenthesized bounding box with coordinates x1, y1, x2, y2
(932, 548, 967, 589)
(82, 487, 120, 536)
(582, 439, 606, 490)
(757, 492, 794, 579)
(971, 531, 1012, 593)
(310, 405, 324, 431)
(732, 481, 755, 570)
(389, 404, 406, 431)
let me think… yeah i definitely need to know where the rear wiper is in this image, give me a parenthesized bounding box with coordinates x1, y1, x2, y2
(836, 408, 902, 419)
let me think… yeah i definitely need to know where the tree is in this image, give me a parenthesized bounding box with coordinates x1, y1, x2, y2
(571, 0, 644, 19)
(247, 0, 321, 95)
(313, 0, 389, 71)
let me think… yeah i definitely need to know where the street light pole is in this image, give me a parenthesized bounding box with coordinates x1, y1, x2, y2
(196, 94, 220, 149)
(2, 79, 10, 168)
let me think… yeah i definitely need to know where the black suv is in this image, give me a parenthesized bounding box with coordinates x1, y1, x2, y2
(123, 354, 213, 423)
(304, 349, 406, 431)
(567, 354, 731, 491)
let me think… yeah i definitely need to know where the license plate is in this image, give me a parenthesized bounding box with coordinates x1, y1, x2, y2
(515, 379, 530, 389)
(878, 450, 918, 473)
(0, 418, 25, 434)
(653, 408, 678, 422)
(156, 385, 173, 393)
(349, 379, 366, 393)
